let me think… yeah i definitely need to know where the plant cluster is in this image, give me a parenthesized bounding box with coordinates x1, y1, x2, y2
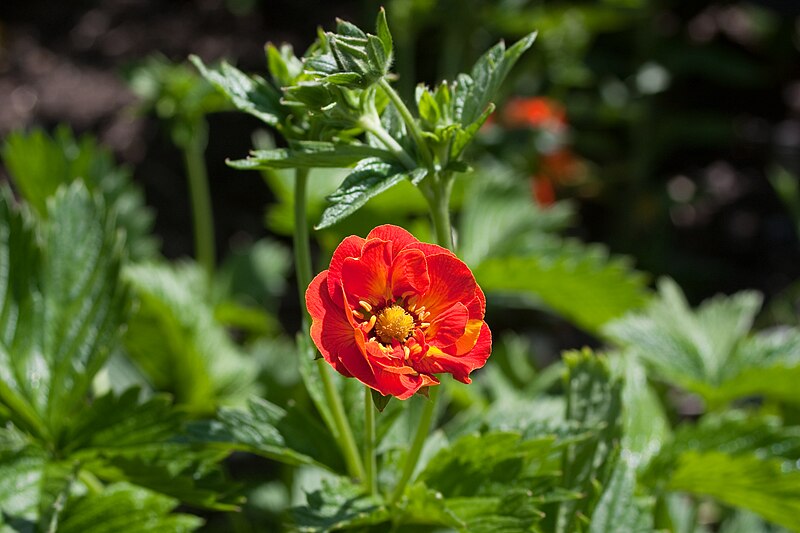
(0, 8, 799, 533)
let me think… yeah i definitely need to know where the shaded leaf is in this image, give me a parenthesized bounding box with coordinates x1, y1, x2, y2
(1, 127, 157, 260)
(123, 262, 259, 415)
(541, 350, 623, 533)
(190, 56, 283, 125)
(290, 477, 389, 532)
(454, 32, 537, 126)
(589, 460, 653, 533)
(57, 483, 202, 533)
(228, 141, 397, 170)
(316, 159, 427, 229)
(185, 397, 343, 472)
(668, 452, 800, 532)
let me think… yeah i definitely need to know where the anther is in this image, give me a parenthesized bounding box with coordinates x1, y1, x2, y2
(359, 300, 372, 312)
(365, 315, 376, 332)
(420, 322, 430, 328)
(352, 310, 364, 320)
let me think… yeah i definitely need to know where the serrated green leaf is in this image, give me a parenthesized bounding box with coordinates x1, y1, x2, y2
(83, 444, 237, 511)
(190, 55, 283, 125)
(41, 185, 128, 434)
(397, 483, 465, 529)
(455, 32, 537, 126)
(290, 477, 389, 532)
(123, 262, 259, 415)
(418, 432, 564, 498)
(604, 279, 800, 407)
(645, 414, 800, 530)
(0, 447, 75, 530)
(266, 43, 304, 88)
(668, 451, 800, 531)
(474, 251, 649, 334)
(443, 490, 549, 533)
(57, 483, 202, 533)
(185, 396, 343, 472)
(316, 160, 427, 229)
(0, 187, 47, 441)
(542, 350, 623, 533)
(228, 141, 397, 170)
(619, 357, 669, 469)
(2, 127, 157, 260)
(460, 169, 643, 329)
(589, 461, 653, 533)
(61, 388, 182, 456)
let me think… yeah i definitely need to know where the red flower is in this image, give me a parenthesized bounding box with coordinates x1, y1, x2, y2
(306, 225, 491, 399)
(503, 96, 566, 131)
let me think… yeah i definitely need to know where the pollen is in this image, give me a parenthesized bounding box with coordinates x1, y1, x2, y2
(374, 305, 415, 344)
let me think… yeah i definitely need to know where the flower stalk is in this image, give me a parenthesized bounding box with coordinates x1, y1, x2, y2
(294, 168, 365, 481)
(364, 387, 377, 496)
(378, 78, 434, 169)
(390, 178, 453, 503)
(183, 123, 216, 278)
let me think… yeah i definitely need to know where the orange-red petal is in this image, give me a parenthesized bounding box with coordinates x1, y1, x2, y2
(415, 253, 477, 316)
(306, 271, 356, 377)
(418, 322, 492, 384)
(327, 235, 366, 303)
(425, 302, 469, 348)
(366, 224, 419, 256)
(341, 239, 393, 307)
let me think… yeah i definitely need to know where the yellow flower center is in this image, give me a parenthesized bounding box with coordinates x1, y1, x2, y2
(374, 305, 415, 344)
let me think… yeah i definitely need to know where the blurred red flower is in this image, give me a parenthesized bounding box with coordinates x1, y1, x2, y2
(306, 225, 491, 399)
(503, 96, 566, 130)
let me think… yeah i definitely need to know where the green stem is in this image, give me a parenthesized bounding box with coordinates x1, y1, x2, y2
(293, 168, 313, 304)
(364, 387, 377, 496)
(359, 117, 416, 170)
(390, 385, 440, 504)
(425, 176, 455, 249)
(389, 176, 455, 504)
(183, 122, 216, 278)
(378, 78, 434, 169)
(293, 168, 366, 481)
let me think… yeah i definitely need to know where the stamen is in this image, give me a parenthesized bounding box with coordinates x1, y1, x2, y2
(374, 305, 415, 344)
(364, 315, 377, 333)
(359, 300, 372, 312)
(420, 322, 430, 328)
(352, 310, 364, 320)
(403, 345, 410, 359)
(407, 303, 416, 312)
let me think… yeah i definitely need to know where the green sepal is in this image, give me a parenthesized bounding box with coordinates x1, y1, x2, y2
(375, 8, 393, 58)
(371, 389, 392, 413)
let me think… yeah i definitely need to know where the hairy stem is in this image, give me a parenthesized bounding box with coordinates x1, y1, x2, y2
(378, 78, 434, 169)
(293, 168, 366, 481)
(390, 385, 440, 504)
(184, 122, 216, 278)
(364, 387, 377, 496)
(359, 117, 417, 170)
(424, 175, 455, 249)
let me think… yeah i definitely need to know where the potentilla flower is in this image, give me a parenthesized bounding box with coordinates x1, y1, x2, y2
(305, 225, 491, 399)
